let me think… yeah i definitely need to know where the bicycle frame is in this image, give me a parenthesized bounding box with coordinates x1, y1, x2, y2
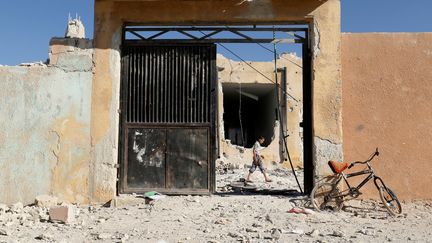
(334, 164, 388, 198)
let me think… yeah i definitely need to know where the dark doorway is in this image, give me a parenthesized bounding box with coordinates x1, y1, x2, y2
(222, 83, 277, 148)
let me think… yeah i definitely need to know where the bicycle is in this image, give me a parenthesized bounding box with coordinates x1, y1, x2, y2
(310, 148, 402, 216)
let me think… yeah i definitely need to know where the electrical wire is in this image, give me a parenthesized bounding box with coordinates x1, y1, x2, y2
(217, 42, 299, 103)
(196, 30, 298, 103)
(222, 26, 303, 69)
(272, 28, 303, 194)
(238, 73, 245, 147)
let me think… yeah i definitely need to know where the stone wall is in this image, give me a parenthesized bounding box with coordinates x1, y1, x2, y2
(0, 38, 93, 205)
(342, 33, 432, 201)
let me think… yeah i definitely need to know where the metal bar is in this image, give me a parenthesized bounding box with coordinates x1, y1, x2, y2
(124, 39, 303, 44)
(198, 30, 222, 40)
(156, 47, 161, 122)
(144, 47, 149, 122)
(177, 30, 199, 40)
(129, 30, 147, 40)
(137, 48, 141, 122)
(229, 29, 256, 41)
(125, 27, 308, 32)
(286, 31, 305, 41)
(174, 47, 178, 123)
(150, 48, 155, 122)
(147, 30, 169, 40)
(181, 46, 186, 123)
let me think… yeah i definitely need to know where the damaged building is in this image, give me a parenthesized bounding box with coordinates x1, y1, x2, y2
(0, 0, 431, 205)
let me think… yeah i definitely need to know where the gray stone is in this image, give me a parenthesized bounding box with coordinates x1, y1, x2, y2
(271, 229, 281, 240)
(35, 195, 59, 208)
(0, 204, 9, 213)
(36, 233, 54, 241)
(0, 228, 11, 236)
(330, 230, 344, 237)
(10, 202, 23, 213)
(98, 233, 112, 240)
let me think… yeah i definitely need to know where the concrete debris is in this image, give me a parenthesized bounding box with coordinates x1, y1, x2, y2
(0, 174, 428, 242)
(18, 61, 46, 67)
(0, 204, 9, 213)
(10, 202, 23, 214)
(0, 229, 11, 236)
(35, 195, 59, 208)
(49, 205, 75, 224)
(97, 233, 112, 240)
(65, 15, 85, 38)
(35, 233, 54, 241)
(110, 195, 143, 208)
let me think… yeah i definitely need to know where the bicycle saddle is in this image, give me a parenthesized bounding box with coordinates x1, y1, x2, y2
(328, 161, 349, 174)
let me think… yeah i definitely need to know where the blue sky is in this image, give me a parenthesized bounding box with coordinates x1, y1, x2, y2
(1, 0, 432, 65)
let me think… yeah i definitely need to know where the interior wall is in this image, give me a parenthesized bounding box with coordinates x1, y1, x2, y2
(342, 33, 432, 200)
(217, 54, 303, 169)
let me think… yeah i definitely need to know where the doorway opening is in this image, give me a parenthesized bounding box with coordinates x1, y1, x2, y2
(222, 83, 277, 148)
(119, 25, 312, 195)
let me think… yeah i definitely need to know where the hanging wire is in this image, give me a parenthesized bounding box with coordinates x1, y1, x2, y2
(196, 30, 298, 103)
(217, 43, 299, 103)
(238, 73, 245, 147)
(272, 27, 303, 194)
(222, 26, 303, 69)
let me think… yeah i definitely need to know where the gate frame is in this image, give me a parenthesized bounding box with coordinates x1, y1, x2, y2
(119, 25, 313, 194)
(118, 42, 218, 195)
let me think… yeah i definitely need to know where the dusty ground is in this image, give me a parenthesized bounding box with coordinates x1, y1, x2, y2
(0, 168, 431, 242)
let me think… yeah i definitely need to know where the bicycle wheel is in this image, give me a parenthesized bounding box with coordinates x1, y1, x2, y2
(379, 186, 402, 216)
(310, 182, 343, 211)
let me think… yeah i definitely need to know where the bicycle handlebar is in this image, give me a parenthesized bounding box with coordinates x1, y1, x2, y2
(348, 148, 379, 169)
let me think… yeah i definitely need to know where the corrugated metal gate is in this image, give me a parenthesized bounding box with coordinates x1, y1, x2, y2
(119, 44, 217, 194)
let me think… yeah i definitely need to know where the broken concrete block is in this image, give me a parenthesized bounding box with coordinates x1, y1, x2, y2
(110, 195, 143, 208)
(49, 205, 75, 224)
(35, 195, 59, 208)
(10, 202, 23, 213)
(0, 204, 9, 213)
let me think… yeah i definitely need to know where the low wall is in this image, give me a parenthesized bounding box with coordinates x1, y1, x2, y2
(342, 33, 432, 201)
(0, 38, 93, 205)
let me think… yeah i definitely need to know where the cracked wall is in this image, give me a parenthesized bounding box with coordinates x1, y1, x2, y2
(216, 54, 303, 170)
(0, 38, 93, 205)
(93, 0, 343, 201)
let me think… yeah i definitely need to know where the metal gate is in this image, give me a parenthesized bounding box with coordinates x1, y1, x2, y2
(119, 44, 217, 194)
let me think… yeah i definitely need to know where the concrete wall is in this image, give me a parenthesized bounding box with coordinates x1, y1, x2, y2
(217, 54, 303, 170)
(342, 33, 432, 201)
(0, 38, 93, 205)
(93, 0, 343, 202)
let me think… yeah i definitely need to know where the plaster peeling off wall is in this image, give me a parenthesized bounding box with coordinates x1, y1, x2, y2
(216, 54, 303, 170)
(0, 38, 93, 205)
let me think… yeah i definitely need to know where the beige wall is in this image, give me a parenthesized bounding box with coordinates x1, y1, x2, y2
(342, 33, 432, 201)
(92, 0, 342, 202)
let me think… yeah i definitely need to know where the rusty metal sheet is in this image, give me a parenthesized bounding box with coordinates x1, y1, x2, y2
(126, 128, 166, 189)
(166, 128, 208, 189)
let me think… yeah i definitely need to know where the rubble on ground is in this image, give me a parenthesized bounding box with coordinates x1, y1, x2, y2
(0, 172, 430, 242)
